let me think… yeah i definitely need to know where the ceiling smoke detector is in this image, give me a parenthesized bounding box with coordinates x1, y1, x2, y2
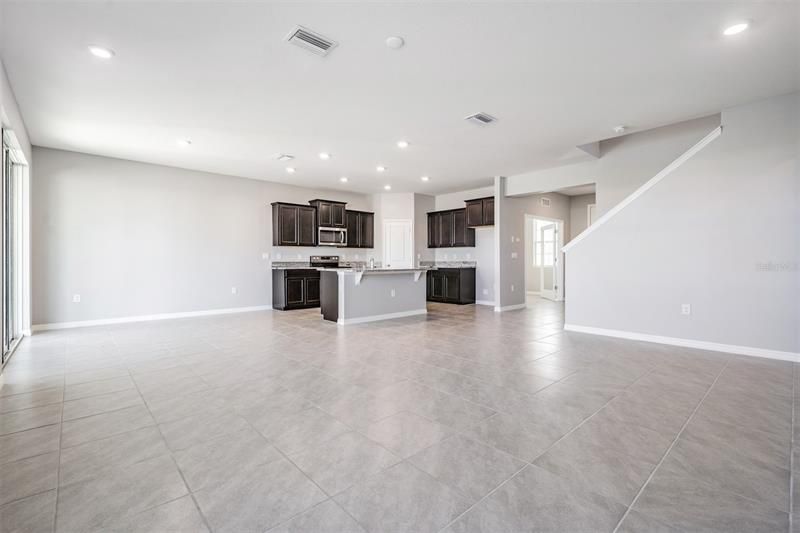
(613, 125, 627, 134)
(286, 25, 338, 56)
(465, 112, 497, 126)
(275, 154, 294, 162)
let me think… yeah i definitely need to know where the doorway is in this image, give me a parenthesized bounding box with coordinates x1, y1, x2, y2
(524, 215, 564, 302)
(383, 219, 413, 269)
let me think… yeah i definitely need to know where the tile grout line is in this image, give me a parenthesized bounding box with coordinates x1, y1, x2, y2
(51, 370, 66, 533)
(127, 367, 215, 533)
(611, 359, 731, 533)
(791, 363, 795, 533)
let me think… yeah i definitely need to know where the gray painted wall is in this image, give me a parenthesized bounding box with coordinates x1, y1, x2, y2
(565, 92, 800, 353)
(506, 114, 721, 216)
(31, 147, 372, 325)
(569, 193, 596, 240)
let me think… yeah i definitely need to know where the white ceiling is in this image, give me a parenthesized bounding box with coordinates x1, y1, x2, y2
(1, 2, 798, 194)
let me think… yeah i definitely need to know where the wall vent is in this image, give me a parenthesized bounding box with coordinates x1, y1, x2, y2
(465, 112, 497, 126)
(286, 25, 338, 56)
(540, 197, 551, 207)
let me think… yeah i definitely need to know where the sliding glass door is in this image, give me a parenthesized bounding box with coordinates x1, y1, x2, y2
(1, 130, 23, 366)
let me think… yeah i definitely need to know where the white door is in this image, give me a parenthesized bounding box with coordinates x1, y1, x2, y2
(539, 223, 559, 300)
(383, 220, 412, 269)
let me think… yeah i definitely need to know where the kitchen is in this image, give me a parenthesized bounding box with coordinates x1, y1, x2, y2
(269, 194, 493, 324)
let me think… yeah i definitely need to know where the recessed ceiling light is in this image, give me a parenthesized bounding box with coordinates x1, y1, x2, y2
(88, 45, 115, 59)
(376, 165, 386, 172)
(396, 140, 409, 149)
(384, 185, 392, 191)
(177, 139, 192, 147)
(276, 154, 294, 162)
(385, 36, 405, 50)
(319, 152, 331, 160)
(340, 176, 348, 183)
(420, 176, 430, 182)
(286, 167, 296, 174)
(723, 22, 749, 36)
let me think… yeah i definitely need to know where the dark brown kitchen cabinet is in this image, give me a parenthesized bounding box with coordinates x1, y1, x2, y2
(427, 209, 475, 248)
(272, 269, 321, 310)
(309, 199, 346, 228)
(345, 210, 374, 248)
(426, 268, 476, 304)
(272, 202, 317, 246)
(465, 197, 495, 226)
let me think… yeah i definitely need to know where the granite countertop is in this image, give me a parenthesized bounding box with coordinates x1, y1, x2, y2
(317, 266, 436, 273)
(420, 261, 477, 268)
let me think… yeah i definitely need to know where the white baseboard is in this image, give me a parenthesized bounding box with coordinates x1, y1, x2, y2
(31, 305, 273, 332)
(564, 324, 800, 363)
(475, 300, 496, 307)
(337, 308, 427, 325)
(494, 303, 527, 313)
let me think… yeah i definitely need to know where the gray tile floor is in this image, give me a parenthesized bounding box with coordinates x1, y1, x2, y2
(0, 299, 795, 532)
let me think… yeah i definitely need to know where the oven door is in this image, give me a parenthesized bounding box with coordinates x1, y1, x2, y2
(318, 227, 347, 247)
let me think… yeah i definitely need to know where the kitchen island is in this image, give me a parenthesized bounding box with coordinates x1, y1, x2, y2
(319, 267, 433, 325)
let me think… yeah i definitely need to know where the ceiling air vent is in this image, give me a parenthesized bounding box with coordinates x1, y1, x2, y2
(286, 25, 338, 56)
(465, 112, 497, 126)
(540, 197, 551, 207)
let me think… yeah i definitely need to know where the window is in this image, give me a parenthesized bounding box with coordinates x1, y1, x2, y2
(532, 219, 556, 267)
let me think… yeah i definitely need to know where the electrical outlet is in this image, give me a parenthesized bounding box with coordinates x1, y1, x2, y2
(466, 253, 472, 259)
(511, 252, 518, 259)
(262, 252, 269, 260)
(482, 288, 488, 295)
(231, 287, 238, 295)
(390, 289, 396, 297)
(72, 294, 81, 303)
(511, 285, 515, 292)
(681, 303, 691, 315)
(276, 253, 282, 259)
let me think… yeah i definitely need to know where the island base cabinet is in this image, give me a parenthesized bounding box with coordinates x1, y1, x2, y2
(426, 268, 476, 304)
(273, 269, 321, 310)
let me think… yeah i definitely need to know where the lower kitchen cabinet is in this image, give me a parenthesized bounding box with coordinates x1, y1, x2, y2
(272, 269, 321, 310)
(426, 268, 476, 304)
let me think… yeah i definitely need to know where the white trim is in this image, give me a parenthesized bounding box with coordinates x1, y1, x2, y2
(31, 305, 273, 332)
(475, 299, 496, 306)
(563, 125, 722, 253)
(494, 303, 526, 313)
(564, 323, 800, 363)
(336, 308, 426, 325)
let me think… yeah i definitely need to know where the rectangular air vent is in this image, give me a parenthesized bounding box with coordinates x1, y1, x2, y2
(465, 112, 497, 125)
(286, 25, 338, 56)
(540, 197, 551, 207)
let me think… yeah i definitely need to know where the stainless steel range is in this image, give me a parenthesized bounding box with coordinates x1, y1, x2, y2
(309, 255, 340, 268)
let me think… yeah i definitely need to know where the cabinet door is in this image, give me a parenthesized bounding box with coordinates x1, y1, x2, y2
(318, 203, 332, 227)
(465, 200, 483, 227)
(484, 198, 495, 225)
(439, 211, 454, 247)
(444, 271, 460, 302)
(285, 278, 305, 306)
(453, 209, 468, 247)
(298, 206, 316, 246)
(360, 213, 374, 248)
(278, 205, 299, 245)
(332, 204, 346, 228)
(431, 272, 445, 300)
(305, 277, 320, 305)
(346, 211, 360, 247)
(427, 213, 437, 247)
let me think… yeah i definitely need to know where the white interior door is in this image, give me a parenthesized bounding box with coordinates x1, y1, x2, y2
(383, 220, 412, 269)
(539, 223, 559, 300)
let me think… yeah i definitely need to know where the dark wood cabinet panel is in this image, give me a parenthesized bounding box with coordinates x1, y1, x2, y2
(344, 210, 374, 248)
(346, 210, 359, 245)
(272, 203, 317, 247)
(427, 209, 474, 248)
(452, 210, 468, 247)
(464, 197, 494, 227)
(310, 200, 347, 228)
(273, 269, 321, 310)
(439, 211, 454, 247)
(426, 268, 476, 304)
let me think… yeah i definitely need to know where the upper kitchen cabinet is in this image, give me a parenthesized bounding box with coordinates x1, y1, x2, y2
(345, 210, 374, 248)
(309, 199, 346, 228)
(271, 202, 317, 247)
(427, 209, 475, 248)
(465, 197, 495, 226)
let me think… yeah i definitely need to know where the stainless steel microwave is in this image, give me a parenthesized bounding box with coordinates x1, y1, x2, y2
(318, 227, 347, 247)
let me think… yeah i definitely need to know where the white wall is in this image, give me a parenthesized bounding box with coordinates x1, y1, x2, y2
(0, 58, 31, 163)
(565, 92, 800, 355)
(414, 193, 435, 265)
(569, 193, 596, 240)
(31, 148, 373, 325)
(506, 114, 721, 216)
